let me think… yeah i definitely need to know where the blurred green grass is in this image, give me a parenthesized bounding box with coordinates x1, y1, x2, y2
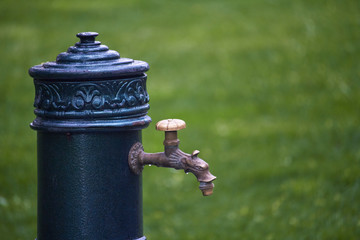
(0, 0, 359, 239)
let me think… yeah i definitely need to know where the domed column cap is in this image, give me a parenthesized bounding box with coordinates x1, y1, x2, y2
(29, 32, 149, 80)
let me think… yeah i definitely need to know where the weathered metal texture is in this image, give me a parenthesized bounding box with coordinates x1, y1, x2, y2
(30, 32, 149, 240)
(29, 32, 149, 80)
(128, 119, 216, 196)
(29, 32, 151, 132)
(30, 76, 150, 131)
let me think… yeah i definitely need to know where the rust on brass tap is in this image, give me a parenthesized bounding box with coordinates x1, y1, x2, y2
(129, 119, 216, 196)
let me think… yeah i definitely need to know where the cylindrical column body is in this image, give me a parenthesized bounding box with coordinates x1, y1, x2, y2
(37, 131, 143, 239)
(29, 32, 150, 240)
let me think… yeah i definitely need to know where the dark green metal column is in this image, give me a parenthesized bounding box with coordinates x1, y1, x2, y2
(37, 131, 143, 239)
(29, 32, 150, 240)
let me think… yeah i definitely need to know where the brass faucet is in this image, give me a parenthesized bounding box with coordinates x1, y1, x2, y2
(128, 119, 216, 196)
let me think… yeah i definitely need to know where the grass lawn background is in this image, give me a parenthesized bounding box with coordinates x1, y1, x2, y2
(0, 0, 359, 239)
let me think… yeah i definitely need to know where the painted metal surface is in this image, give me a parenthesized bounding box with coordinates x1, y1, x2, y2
(30, 32, 149, 240)
(37, 131, 143, 239)
(29, 32, 151, 132)
(29, 32, 149, 80)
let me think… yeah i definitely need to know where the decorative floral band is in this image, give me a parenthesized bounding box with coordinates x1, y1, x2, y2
(33, 75, 149, 119)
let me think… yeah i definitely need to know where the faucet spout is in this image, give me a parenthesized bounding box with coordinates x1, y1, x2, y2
(138, 148, 216, 195)
(128, 119, 216, 196)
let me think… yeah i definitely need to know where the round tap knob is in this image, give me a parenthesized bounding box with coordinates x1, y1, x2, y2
(155, 119, 186, 131)
(156, 119, 186, 147)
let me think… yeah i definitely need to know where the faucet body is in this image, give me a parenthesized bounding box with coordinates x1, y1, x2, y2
(129, 127, 216, 196)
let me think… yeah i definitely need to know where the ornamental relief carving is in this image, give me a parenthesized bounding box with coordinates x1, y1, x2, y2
(34, 78, 149, 111)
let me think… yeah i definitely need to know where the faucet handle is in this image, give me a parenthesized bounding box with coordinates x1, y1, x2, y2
(156, 119, 186, 131)
(156, 119, 186, 147)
